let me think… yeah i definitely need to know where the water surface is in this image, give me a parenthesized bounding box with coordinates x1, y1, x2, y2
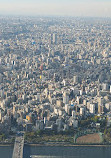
(23, 145, 111, 158)
(0, 146, 13, 158)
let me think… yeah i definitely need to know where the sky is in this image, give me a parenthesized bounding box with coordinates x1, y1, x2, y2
(0, 0, 111, 17)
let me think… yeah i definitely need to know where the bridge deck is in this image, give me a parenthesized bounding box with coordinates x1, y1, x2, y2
(12, 136, 24, 158)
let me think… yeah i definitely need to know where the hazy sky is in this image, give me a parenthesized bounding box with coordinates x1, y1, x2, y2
(0, 0, 111, 17)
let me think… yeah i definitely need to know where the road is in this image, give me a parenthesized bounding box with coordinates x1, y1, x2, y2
(12, 136, 24, 158)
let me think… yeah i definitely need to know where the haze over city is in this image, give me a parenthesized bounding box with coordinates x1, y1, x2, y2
(0, 0, 111, 158)
(0, 0, 111, 17)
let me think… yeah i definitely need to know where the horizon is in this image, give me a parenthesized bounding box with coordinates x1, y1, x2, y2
(0, 0, 111, 18)
(0, 14, 111, 19)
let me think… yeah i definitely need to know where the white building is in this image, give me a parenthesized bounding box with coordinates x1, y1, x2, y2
(90, 104, 95, 114)
(80, 107, 85, 115)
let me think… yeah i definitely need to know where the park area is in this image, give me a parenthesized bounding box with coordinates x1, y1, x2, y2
(76, 133, 103, 144)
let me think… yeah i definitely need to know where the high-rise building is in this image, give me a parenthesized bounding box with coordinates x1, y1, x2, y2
(110, 85, 111, 93)
(98, 97, 104, 114)
(90, 104, 95, 114)
(63, 91, 69, 104)
(80, 107, 85, 116)
(51, 33, 57, 44)
(73, 75, 79, 84)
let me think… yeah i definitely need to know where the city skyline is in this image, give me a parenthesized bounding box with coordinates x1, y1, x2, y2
(0, 0, 111, 17)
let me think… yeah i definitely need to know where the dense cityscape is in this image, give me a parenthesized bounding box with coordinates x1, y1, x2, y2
(0, 16, 111, 146)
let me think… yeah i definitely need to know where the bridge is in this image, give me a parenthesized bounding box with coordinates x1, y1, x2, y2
(12, 136, 24, 158)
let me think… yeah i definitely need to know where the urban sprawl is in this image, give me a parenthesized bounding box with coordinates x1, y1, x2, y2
(0, 16, 111, 144)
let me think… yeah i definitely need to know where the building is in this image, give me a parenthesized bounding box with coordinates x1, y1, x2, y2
(90, 104, 95, 114)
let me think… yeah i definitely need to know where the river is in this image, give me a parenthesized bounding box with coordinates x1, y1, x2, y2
(0, 146, 13, 158)
(23, 145, 111, 158)
(1, 145, 111, 158)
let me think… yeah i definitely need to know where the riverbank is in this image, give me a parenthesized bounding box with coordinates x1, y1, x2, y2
(25, 142, 111, 147)
(0, 143, 13, 146)
(1, 141, 111, 147)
